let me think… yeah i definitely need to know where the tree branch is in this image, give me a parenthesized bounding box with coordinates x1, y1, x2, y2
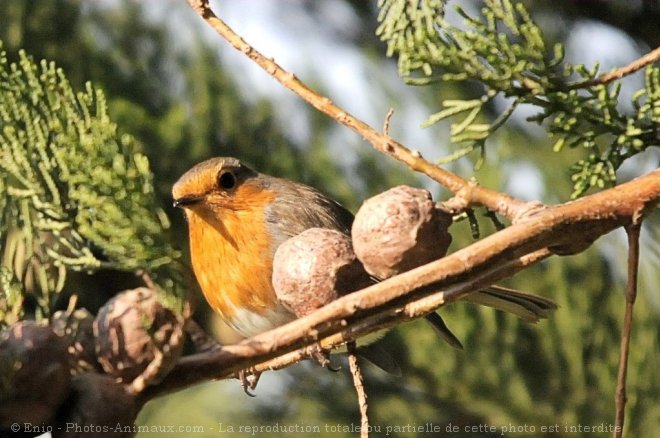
(184, 0, 532, 220)
(138, 170, 659, 405)
(569, 46, 660, 89)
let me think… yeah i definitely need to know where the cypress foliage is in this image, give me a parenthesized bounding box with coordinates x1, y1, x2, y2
(377, 0, 660, 197)
(0, 43, 186, 325)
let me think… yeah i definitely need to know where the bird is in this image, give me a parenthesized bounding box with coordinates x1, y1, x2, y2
(172, 157, 556, 364)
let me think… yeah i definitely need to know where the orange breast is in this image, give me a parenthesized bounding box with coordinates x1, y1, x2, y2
(187, 186, 279, 324)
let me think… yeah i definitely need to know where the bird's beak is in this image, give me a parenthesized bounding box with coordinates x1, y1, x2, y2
(173, 195, 203, 208)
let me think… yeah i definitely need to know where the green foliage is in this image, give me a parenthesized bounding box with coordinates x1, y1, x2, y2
(377, 0, 659, 197)
(0, 43, 185, 324)
(0, 266, 24, 325)
(539, 66, 660, 196)
(376, 0, 446, 78)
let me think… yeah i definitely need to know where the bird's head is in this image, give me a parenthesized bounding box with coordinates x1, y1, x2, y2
(172, 157, 275, 218)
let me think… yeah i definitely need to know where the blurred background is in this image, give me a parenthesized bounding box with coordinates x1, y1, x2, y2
(1, 0, 658, 436)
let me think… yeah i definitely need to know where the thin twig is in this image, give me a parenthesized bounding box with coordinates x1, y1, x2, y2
(347, 342, 369, 438)
(184, 0, 533, 220)
(383, 108, 394, 136)
(569, 46, 660, 89)
(614, 223, 641, 438)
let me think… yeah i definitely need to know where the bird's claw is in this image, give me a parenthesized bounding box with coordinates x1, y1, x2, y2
(310, 345, 340, 372)
(237, 369, 261, 396)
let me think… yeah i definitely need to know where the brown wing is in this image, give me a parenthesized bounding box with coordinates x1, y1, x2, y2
(264, 176, 354, 250)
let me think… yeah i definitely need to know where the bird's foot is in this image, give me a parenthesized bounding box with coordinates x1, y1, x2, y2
(310, 345, 341, 372)
(237, 368, 261, 396)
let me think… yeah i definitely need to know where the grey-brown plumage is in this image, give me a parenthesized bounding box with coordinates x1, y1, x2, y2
(264, 176, 354, 247)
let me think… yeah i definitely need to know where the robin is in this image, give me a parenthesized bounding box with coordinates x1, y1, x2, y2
(172, 157, 556, 362)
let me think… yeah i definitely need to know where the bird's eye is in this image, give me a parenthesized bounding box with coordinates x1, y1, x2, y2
(217, 170, 237, 190)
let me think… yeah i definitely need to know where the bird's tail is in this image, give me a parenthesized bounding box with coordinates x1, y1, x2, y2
(460, 285, 557, 323)
(425, 286, 557, 350)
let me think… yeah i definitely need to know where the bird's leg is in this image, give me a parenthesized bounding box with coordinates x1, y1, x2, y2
(237, 368, 261, 396)
(310, 344, 341, 372)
